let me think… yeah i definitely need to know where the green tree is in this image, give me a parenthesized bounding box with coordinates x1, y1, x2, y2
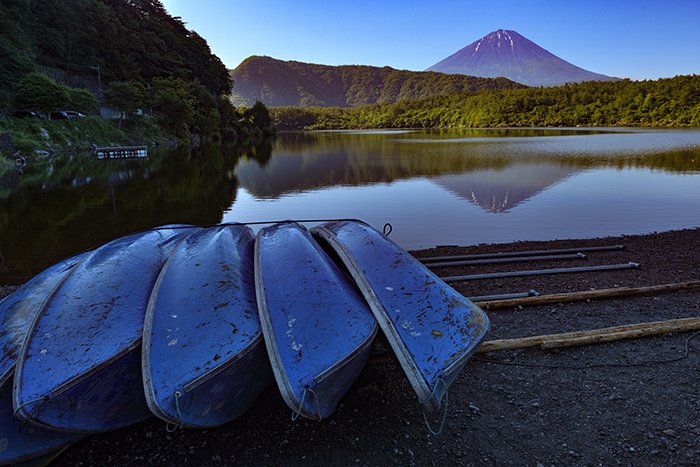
(104, 81, 146, 126)
(11, 72, 69, 114)
(152, 77, 195, 137)
(218, 96, 243, 141)
(202, 108, 221, 140)
(188, 80, 219, 138)
(246, 101, 271, 130)
(68, 88, 99, 114)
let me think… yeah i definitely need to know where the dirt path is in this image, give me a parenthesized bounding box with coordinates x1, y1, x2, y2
(6, 229, 700, 466)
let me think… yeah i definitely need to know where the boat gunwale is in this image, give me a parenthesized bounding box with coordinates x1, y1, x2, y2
(313, 222, 455, 412)
(254, 226, 311, 419)
(12, 254, 91, 427)
(141, 228, 183, 425)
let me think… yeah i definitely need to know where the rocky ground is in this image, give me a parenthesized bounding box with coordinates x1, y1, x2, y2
(6, 229, 700, 466)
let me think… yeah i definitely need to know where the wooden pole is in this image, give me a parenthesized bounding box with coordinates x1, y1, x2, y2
(368, 317, 700, 365)
(477, 317, 700, 353)
(476, 280, 700, 310)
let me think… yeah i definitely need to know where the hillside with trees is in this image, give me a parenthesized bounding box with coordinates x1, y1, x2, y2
(271, 75, 700, 130)
(0, 0, 271, 147)
(230, 55, 524, 107)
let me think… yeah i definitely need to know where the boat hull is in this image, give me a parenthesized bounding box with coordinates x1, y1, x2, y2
(0, 253, 88, 387)
(255, 222, 377, 420)
(313, 221, 489, 412)
(14, 226, 196, 432)
(143, 225, 271, 428)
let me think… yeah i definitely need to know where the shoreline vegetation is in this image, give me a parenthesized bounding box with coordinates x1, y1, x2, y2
(0, 0, 275, 178)
(270, 75, 700, 130)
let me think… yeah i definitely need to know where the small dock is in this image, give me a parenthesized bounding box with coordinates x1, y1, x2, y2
(95, 145, 148, 160)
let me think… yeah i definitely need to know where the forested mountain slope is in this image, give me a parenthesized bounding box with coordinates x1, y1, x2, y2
(230, 55, 524, 107)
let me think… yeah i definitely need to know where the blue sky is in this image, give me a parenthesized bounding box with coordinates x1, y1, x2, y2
(161, 0, 699, 80)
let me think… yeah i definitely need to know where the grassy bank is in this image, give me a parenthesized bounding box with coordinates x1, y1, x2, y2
(0, 116, 173, 178)
(0, 116, 172, 155)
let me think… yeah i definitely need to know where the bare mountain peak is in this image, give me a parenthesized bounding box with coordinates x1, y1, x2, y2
(428, 29, 618, 87)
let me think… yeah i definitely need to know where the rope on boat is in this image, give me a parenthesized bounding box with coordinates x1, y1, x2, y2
(421, 377, 449, 436)
(14, 395, 49, 418)
(291, 387, 309, 422)
(175, 390, 183, 426)
(383, 223, 393, 237)
(292, 386, 323, 421)
(166, 391, 184, 432)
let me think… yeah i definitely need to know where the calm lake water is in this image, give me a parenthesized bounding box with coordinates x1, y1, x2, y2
(2, 128, 700, 282)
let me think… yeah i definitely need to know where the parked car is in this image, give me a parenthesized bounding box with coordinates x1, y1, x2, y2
(64, 111, 87, 119)
(13, 110, 41, 119)
(50, 111, 69, 120)
(50, 111, 87, 120)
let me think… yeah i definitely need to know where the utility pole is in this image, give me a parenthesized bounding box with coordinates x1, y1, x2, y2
(147, 83, 153, 115)
(90, 65, 102, 102)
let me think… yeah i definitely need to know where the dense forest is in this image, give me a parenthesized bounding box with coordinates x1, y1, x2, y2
(271, 75, 700, 130)
(0, 0, 269, 142)
(230, 55, 524, 107)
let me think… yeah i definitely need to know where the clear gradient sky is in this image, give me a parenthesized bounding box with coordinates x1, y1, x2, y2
(160, 0, 699, 80)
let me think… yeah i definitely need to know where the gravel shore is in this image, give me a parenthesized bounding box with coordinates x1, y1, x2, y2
(5, 228, 700, 466)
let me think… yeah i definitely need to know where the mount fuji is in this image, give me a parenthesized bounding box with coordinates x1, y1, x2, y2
(427, 29, 618, 87)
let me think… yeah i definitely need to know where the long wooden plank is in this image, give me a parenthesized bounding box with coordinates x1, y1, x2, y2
(476, 280, 700, 309)
(477, 317, 700, 353)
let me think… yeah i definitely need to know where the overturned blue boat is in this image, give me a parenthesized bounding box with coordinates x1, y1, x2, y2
(142, 225, 271, 428)
(13, 226, 196, 432)
(313, 221, 489, 412)
(0, 255, 87, 464)
(255, 222, 377, 420)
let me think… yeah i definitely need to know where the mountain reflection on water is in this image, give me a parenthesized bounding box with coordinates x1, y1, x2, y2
(233, 129, 700, 212)
(2, 128, 700, 282)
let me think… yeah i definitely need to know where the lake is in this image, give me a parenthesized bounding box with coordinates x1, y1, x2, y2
(2, 127, 700, 282)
